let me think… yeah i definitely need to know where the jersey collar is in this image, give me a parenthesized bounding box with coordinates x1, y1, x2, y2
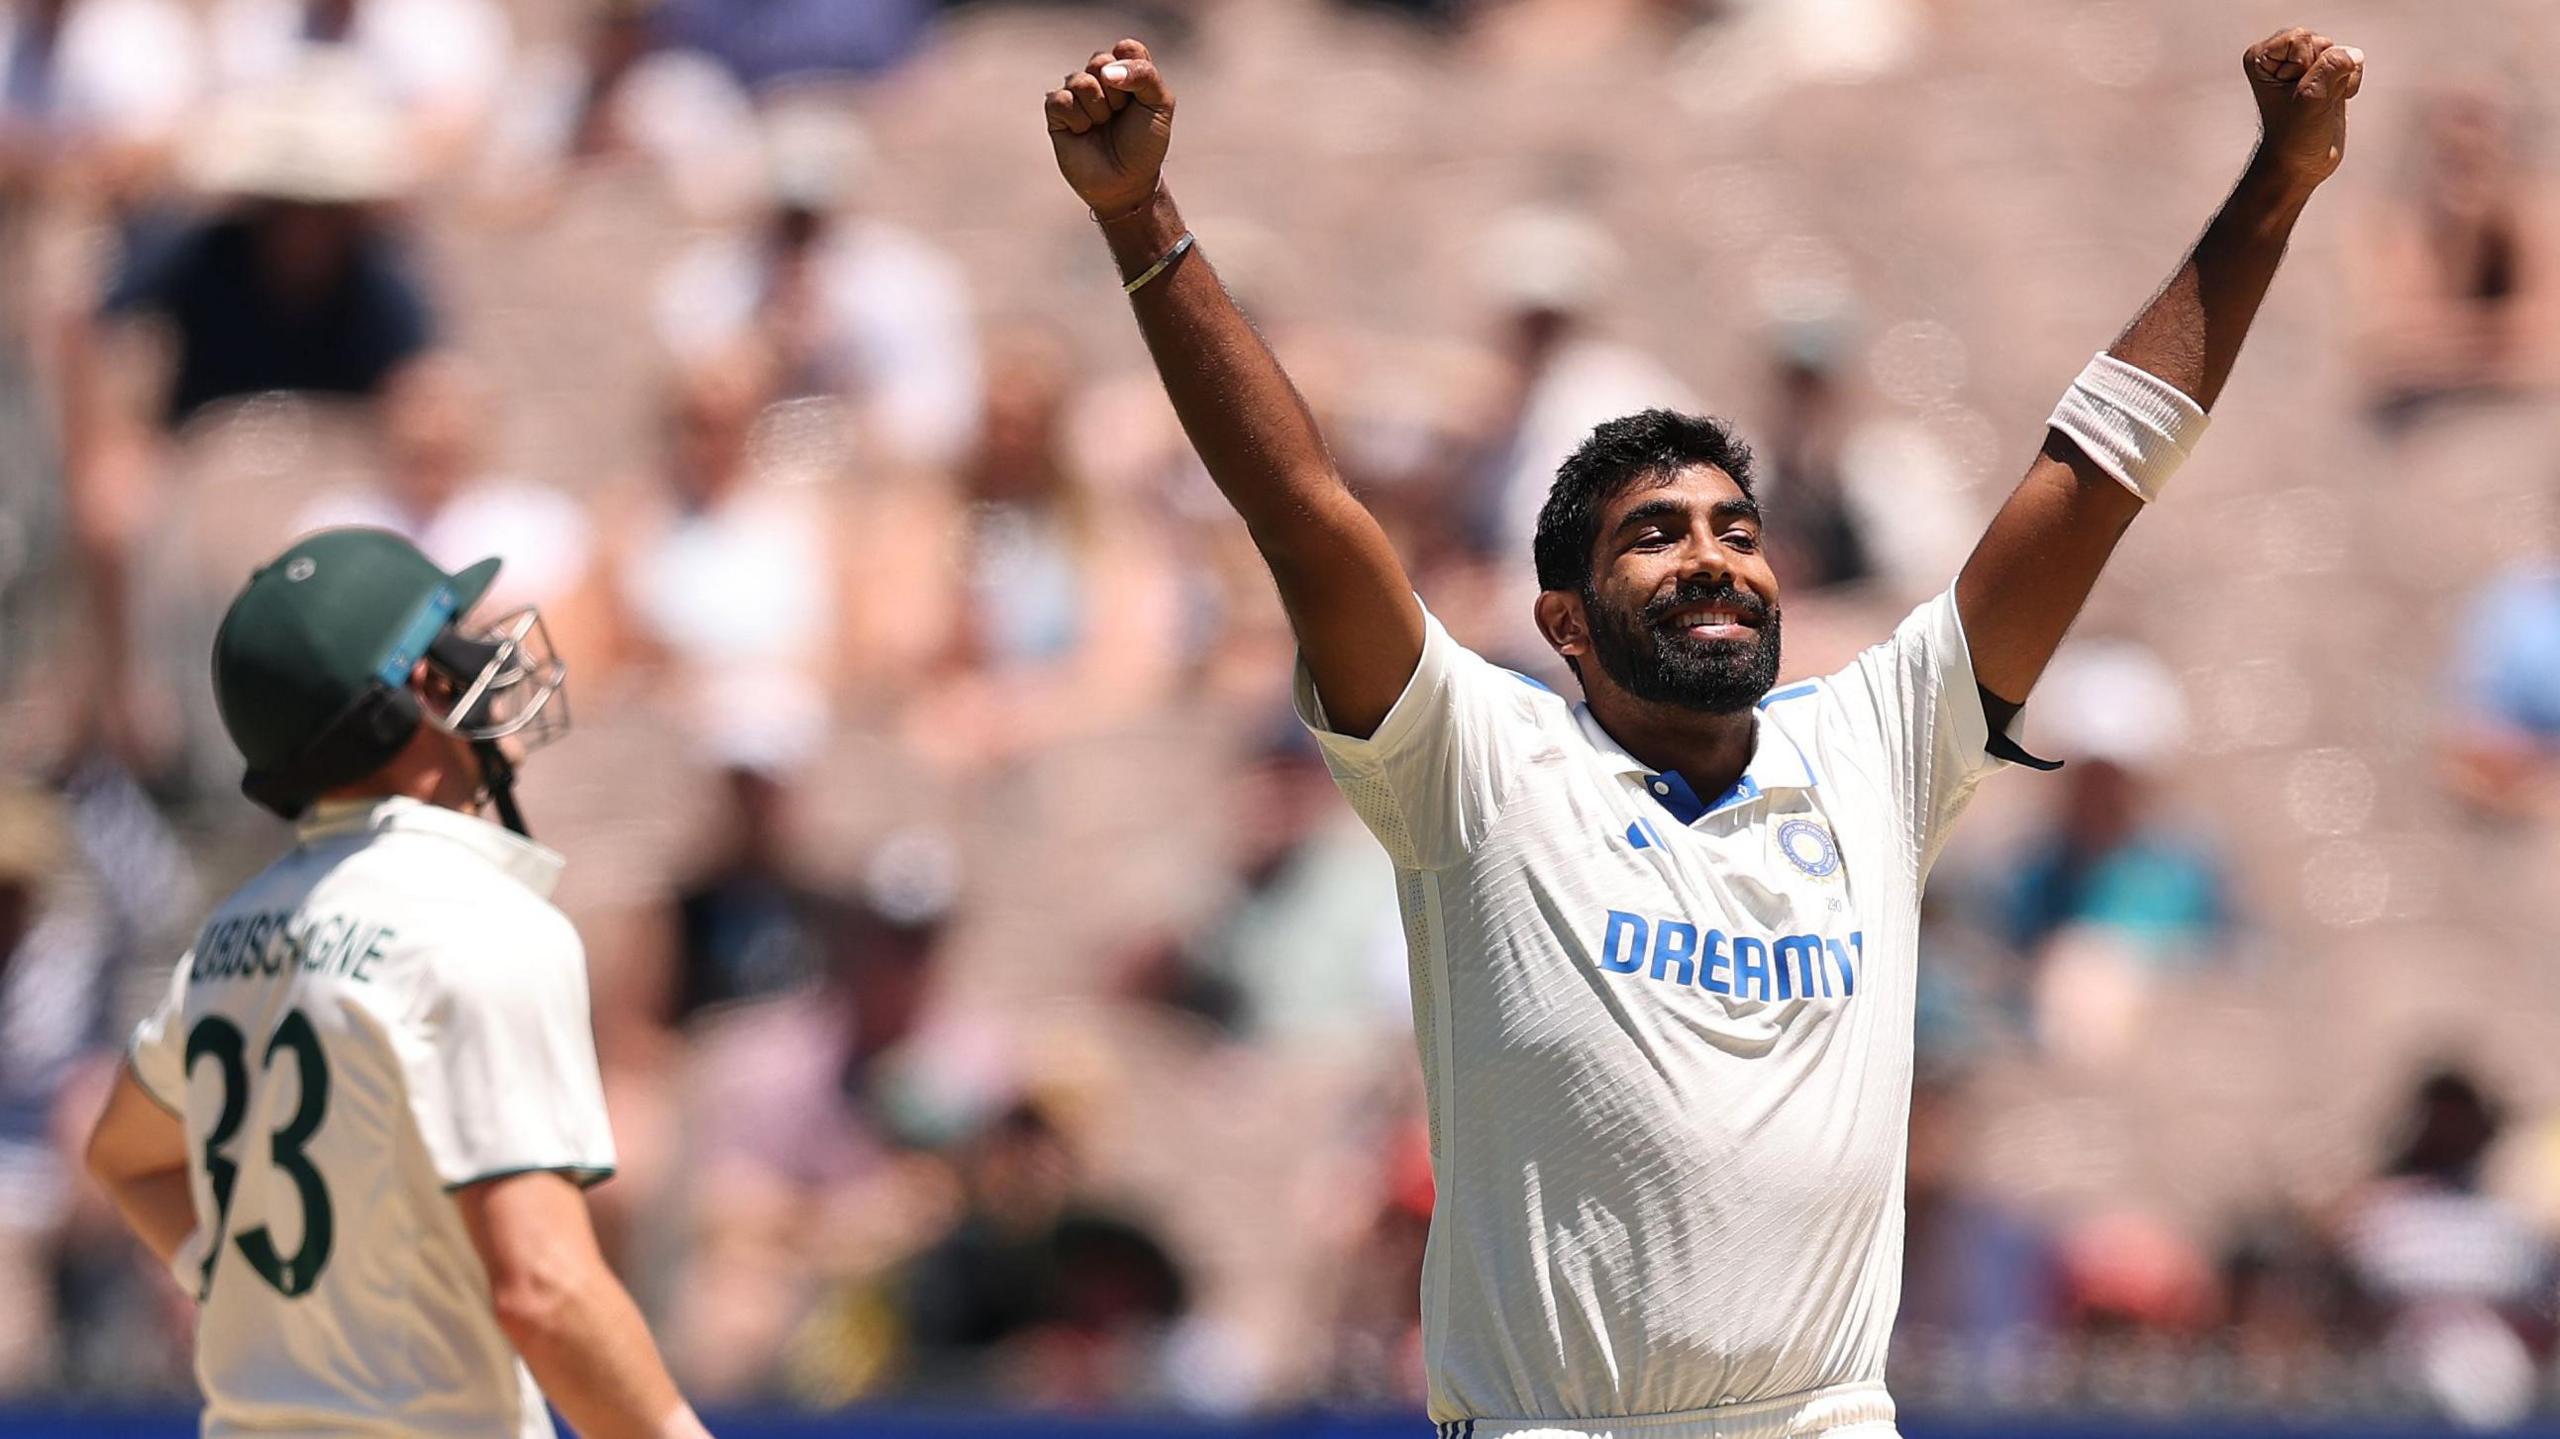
(1573, 700, 1818, 827)
(296, 796, 567, 898)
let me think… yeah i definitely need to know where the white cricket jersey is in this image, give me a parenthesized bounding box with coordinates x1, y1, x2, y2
(126, 797, 616, 1439)
(1297, 587, 2017, 1437)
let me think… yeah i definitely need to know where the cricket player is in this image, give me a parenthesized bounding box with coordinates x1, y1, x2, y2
(81, 527, 712, 1439)
(1046, 26, 2362, 1439)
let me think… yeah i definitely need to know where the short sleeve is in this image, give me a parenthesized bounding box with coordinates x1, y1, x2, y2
(404, 911, 616, 1191)
(1825, 585, 2019, 872)
(1292, 605, 1553, 871)
(125, 955, 192, 1114)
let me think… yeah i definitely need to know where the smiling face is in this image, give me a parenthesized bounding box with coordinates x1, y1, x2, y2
(1546, 463, 1784, 714)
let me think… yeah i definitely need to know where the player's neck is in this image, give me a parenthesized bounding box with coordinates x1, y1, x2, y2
(1582, 689, 1757, 795)
(317, 730, 481, 816)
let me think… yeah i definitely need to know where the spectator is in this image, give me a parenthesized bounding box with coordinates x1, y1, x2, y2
(547, 0, 653, 165)
(1995, 641, 2230, 1060)
(57, 63, 437, 768)
(662, 758, 842, 1026)
(1754, 328, 1878, 593)
(0, 785, 111, 1392)
(1117, 718, 1404, 1044)
(906, 328, 1181, 767)
(2004, 756, 2230, 961)
(1453, 206, 1695, 569)
(2003, 647, 2222, 957)
(1897, 1078, 2059, 1374)
(649, 0, 934, 92)
(2338, 1067, 2553, 1429)
(1317, 1116, 1432, 1408)
(479, 1, 765, 217)
(654, 101, 979, 468)
(1751, 322, 1978, 601)
(287, 357, 608, 671)
(599, 347, 846, 750)
(207, 0, 512, 176)
(0, 0, 201, 218)
(2348, 89, 2559, 429)
(669, 827, 976, 1400)
(2442, 552, 2560, 821)
(2217, 1210, 2360, 1409)
(895, 1099, 1194, 1410)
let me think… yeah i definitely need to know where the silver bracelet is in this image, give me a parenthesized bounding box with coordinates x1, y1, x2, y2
(1123, 232, 1195, 296)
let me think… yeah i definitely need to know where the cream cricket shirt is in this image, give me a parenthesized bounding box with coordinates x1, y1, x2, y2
(127, 797, 615, 1439)
(1298, 588, 2017, 1437)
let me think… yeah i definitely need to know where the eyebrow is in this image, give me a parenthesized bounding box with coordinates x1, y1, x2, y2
(1612, 494, 1762, 535)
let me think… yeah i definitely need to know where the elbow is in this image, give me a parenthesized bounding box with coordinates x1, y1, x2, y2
(81, 1126, 117, 1189)
(83, 1110, 147, 1190)
(490, 1264, 588, 1354)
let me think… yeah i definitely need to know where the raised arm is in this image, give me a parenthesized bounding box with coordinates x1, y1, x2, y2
(1044, 39, 1422, 737)
(1956, 27, 2365, 706)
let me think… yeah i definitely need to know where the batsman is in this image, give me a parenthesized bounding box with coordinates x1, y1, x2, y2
(83, 529, 710, 1438)
(1048, 26, 2361, 1439)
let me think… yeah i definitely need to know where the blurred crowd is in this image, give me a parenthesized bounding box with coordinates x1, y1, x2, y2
(3, 0, 2560, 1426)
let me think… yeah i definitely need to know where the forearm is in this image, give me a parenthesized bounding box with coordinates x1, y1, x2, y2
(1050, 40, 1419, 732)
(1094, 183, 1421, 733)
(1959, 18, 2360, 705)
(1961, 168, 2310, 697)
(1096, 187, 1350, 567)
(2109, 155, 2318, 409)
(86, 1067, 195, 1270)
(102, 1168, 195, 1267)
(501, 1269, 704, 1439)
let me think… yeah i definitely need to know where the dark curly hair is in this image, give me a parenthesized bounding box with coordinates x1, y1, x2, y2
(1531, 409, 1757, 594)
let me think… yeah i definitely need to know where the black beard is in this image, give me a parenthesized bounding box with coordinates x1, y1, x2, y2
(1585, 579, 1782, 714)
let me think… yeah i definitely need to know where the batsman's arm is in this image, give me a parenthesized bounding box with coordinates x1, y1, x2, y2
(1955, 27, 2365, 709)
(85, 1065, 196, 1268)
(1047, 41, 1422, 739)
(457, 1171, 715, 1439)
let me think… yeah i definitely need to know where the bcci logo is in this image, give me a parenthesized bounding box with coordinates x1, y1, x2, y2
(1778, 818, 1839, 878)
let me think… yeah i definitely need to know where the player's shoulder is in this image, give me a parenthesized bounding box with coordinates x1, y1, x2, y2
(322, 825, 580, 958)
(1484, 658, 1576, 722)
(1452, 649, 1587, 757)
(1754, 669, 1840, 734)
(1425, 609, 1572, 717)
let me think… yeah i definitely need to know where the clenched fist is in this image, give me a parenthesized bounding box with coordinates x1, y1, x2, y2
(1046, 38, 1174, 221)
(2246, 27, 2364, 188)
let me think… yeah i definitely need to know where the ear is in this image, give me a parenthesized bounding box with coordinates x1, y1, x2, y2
(1533, 589, 1589, 666)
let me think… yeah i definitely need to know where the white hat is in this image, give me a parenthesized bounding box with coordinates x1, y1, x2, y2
(1476, 205, 1622, 314)
(187, 61, 411, 205)
(2034, 638, 2189, 769)
(760, 96, 874, 212)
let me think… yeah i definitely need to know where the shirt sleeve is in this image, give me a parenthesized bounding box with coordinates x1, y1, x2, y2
(125, 954, 191, 1114)
(1292, 605, 1554, 871)
(403, 908, 617, 1191)
(1824, 584, 2021, 873)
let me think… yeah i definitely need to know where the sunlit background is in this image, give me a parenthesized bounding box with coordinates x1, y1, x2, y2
(2, 0, 2558, 1433)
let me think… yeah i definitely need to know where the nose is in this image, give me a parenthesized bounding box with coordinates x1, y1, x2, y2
(1672, 526, 1737, 590)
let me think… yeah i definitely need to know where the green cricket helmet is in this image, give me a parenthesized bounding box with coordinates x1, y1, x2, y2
(212, 527, 569, 822)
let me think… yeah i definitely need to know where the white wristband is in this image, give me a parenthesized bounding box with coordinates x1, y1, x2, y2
(2044, 352, 2207, 504)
